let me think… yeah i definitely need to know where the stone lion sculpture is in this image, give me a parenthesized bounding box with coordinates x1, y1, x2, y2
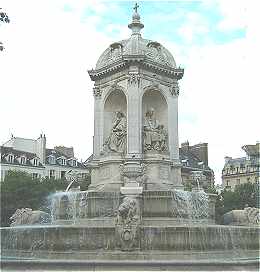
(10, 208, 51, 226)
(223, 207, 259, 226)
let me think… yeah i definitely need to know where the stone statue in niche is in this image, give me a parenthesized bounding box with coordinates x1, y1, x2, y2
(104, 111, 127, 153)
(143, 108, 168, 152)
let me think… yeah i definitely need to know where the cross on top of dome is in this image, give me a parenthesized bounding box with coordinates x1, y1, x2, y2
(128, 2, 144, 35)
(133, 3, 139, 13)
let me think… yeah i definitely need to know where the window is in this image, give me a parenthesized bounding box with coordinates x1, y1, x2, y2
(73, 160, 77, 167)
(20, 157, 26, 164)
(33, 158, 38, 166)
(49, 170, 55, 179)
(32, 173, 38, 179)
(236, 179, 240, 185)
(81, 173, 88, 179)
(7, 155, 14, 163)
(61, 171, 66, 179)
(60, 158, 66, 166)
(226, 180, 230, 186)
(48, 156, 55, 164)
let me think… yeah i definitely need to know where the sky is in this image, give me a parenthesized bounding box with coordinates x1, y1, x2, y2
(0, 0, 259, 184)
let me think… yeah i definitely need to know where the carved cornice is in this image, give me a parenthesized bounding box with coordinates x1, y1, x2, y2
(88, 58, 184, 81)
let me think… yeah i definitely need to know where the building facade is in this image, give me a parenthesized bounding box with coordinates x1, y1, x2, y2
(222, 142, 260, 191)
(0, 134, 89, 182)
(179, 141, 214, 189)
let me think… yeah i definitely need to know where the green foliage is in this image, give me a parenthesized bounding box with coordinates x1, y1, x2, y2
(213, 182, 258, 224)
(0, 170, 91, 227)
(222, 182, 258, 212)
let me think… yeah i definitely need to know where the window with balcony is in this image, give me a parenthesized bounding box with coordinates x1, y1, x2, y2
(33, 158, 38, 166)
(61, 171, 66, 179)
(49, 170, 55, 179)
(7, 154, 14, 163)
(20, 157, 26, 164)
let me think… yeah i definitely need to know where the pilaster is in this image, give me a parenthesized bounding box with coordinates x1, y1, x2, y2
(93, 87, 102, 160)
(126, 66, 142, 157)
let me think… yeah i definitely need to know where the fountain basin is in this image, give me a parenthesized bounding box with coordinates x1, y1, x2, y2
(1, 224, 259, 258)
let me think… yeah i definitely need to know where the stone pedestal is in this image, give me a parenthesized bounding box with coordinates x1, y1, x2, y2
(116, 166, 143, 251)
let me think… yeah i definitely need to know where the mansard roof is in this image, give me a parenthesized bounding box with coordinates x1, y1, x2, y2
(179, 148, 212, 173)
(45, 148, 87, 169)
(0, 146, 44, 168)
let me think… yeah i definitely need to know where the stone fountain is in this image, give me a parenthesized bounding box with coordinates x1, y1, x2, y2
(1, 5, 259, 271)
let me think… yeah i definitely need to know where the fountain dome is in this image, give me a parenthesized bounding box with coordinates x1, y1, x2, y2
(95, 7, 176, 70)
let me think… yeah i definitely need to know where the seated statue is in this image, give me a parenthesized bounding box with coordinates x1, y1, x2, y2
(143, 108, 168, 152)
(104, 111, 127, 154)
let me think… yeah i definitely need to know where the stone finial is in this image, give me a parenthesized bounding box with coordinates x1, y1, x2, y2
(128, 2, 144, 35)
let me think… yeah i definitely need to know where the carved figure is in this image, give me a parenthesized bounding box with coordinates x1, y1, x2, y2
(104, 111, 127, 153)
(116, 196, 140, 251)
(143, 108, 167, 151)
(10, 208, 51, 226)
(244, 207, 259, 224)
(117, 197, 138, 225)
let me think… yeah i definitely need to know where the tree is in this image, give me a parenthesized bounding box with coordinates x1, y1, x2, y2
(202, 182, 258, 224)
(0, 8, 10, 51)
(215, 182, 258, 223)
(0, 170, 91, 226)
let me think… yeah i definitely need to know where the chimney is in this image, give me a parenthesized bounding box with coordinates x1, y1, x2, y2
(54, 146, 74, 158)
(36, 134, 46, 165)
(181, 141, 189, 153)
(225, 156, 232, 164)
(189, 143, 208, 166)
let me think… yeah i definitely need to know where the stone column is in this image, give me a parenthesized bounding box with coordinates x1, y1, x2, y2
(126, 67, 142, 157)
(93, 87, 102, 160)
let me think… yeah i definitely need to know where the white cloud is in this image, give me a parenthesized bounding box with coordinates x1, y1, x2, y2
(0, 0, 118, 161)
(216, 0, 246, 31)
(177, 11, 209, 43)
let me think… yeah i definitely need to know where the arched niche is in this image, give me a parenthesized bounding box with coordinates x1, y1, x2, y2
(142, 89, 168, 152)
(103, 89, 127, 146)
